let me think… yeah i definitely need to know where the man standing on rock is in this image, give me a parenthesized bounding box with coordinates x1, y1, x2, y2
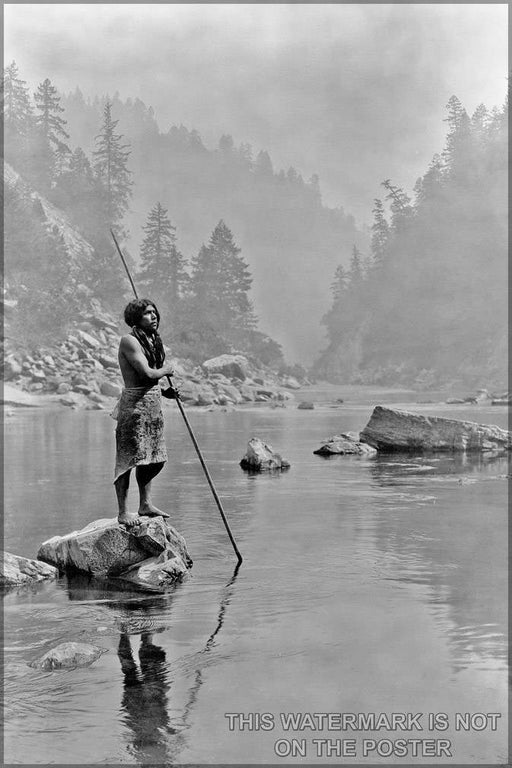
(113, 298, 176, 528)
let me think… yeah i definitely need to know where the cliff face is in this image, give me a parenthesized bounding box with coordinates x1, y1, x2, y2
(4, 162, 94, 269)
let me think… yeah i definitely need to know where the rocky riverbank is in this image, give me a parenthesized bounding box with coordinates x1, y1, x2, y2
(2, 300, 305, 411)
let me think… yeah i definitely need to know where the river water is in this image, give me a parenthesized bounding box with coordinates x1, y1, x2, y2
(3, 388, 509, 764)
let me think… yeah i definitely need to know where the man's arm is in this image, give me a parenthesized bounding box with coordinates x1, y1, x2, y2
(120, 335, 174, 380)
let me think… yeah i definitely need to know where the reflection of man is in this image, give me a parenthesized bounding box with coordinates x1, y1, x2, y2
(118, 630, 174, 761)
(114, 299, 175, 528)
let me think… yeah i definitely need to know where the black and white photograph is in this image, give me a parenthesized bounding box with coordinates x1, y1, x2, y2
(2, 3, 509, 765)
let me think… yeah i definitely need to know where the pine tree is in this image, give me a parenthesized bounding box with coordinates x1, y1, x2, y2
(3, 61, 33, 136)
(189, 220, 256, 346)
(370, 198, 389, 266)
(381, 179, 413, 231)
(443, 95, 465, 158)
(348, 244, 364, 285)
(320, 262, 354, 355)
(254, 150, 273, 178)
(34, 78, 70, 148)
(471, 103, 489, 143)
(442, 95, 474, 183)
(3, 61, 34, 174)
(414, 154, 445, 208)
(33, 77, 71, 179)
(92, 100, 132, 225)
(330, 264, 349, 300)
(138, 202, 188, 310)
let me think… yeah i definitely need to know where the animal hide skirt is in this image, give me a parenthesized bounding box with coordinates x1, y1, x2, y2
(113, 385, 168, 482)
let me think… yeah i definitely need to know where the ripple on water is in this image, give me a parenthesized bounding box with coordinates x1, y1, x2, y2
(3, 404, 509, 764)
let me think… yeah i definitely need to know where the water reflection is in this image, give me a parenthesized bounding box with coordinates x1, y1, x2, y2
(118, 629, 173, 764)
(370, 451, 509, 484)
(65, 563, 241, 763)
(366, 452, 509, 672)
(4, 405, 508, 763)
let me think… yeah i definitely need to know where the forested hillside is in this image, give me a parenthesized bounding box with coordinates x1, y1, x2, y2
(4, 60, 507, 388)
(3, 63, 365, 365)
(316, 93, 508, 389)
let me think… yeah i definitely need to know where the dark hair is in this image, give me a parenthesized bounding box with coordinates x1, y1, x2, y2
(124, 298, 160, 329)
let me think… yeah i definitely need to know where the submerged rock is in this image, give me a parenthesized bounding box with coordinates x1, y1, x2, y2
(1, 552, 59, 589)
(298, 401, 314, 410)
(314, 434, 377, 456)
(360, 406, 511, 453)
(240, 437, 290, 471)
(29, 642, 107, 670)
(37, 516, 193, 588)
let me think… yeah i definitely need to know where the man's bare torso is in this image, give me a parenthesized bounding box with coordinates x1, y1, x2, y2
(118, 334, 157, 388)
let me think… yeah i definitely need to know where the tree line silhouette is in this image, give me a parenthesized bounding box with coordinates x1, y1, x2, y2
(316, 92, 508, 389)
(3, 61, 507, 386)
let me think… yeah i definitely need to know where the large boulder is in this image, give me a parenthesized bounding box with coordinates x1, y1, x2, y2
(37, 517, 193, 584)
(240, 437, 290, 471)
(202, 354, 249, 381)
(360, 406, 512, 453)
(314, 434, 377, 456)
(29, 642, 107, 670)
(1, 552, 59, 589)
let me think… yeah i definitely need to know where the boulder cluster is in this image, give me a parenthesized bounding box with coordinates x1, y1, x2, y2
(2, 301, 303, 410)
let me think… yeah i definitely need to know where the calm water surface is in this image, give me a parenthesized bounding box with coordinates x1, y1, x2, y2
(3, 390, 509, 764)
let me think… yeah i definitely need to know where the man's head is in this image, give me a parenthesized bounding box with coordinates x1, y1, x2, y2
(124, 298, 161, 332)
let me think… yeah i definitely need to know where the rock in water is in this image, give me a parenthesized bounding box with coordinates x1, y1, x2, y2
(314, 434, 377, 456)
(1, 552, 59, 588)
(37, 517, 192, 581)
(117, 551, 189, 591)
(240, 437, 290, 471)
(29, 642, 107, 670)
(360, 406, 511, 453)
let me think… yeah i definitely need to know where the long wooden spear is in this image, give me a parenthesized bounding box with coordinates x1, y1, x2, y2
(111, 229, 243, 565)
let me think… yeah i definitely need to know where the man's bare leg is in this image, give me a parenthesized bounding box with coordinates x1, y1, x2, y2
(136, 462, 169, 518)
(115, 471, 141, 527)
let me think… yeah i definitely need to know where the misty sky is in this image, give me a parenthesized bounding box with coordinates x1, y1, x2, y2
(4, 3, 508, 225)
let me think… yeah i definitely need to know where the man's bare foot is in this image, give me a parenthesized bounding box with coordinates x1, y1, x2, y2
(118, 513, 142, 529)
(138, 503, 170, 519)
